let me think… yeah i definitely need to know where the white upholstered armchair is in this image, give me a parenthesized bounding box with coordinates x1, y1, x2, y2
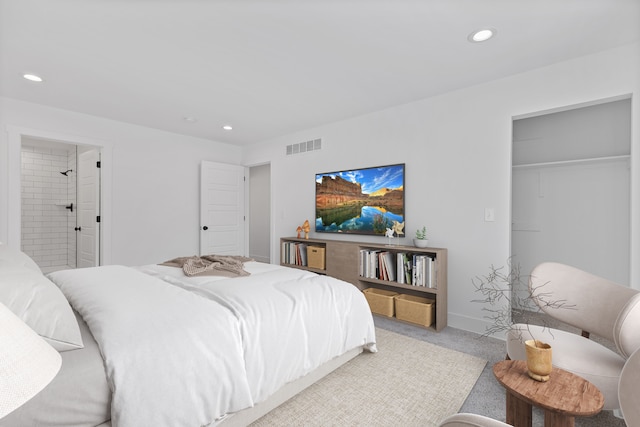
(507, 262, 640, 411)
(619, 347, 640, 425)
(438, 413, 509, 427)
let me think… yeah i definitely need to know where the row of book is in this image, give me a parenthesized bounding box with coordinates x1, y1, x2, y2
(282, 241, 308, 266)
(359, 249, 437, 288)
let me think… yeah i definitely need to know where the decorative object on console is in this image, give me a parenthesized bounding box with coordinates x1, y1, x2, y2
(0, 302, 62, 418)
(413, 226, 428, 248)
(302, 220, 310, 239)
(315, 163, 404, 236)
(296, 220, 310, 239)
(385, 227, 395, 246)
(392, 220, 404, 236)
(385, 221, 404, 245)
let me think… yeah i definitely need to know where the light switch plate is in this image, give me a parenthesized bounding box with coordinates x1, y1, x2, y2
(484, 208, 495, 222)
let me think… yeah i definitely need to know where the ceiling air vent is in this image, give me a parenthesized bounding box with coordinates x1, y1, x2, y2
(286, 138, 322, 156)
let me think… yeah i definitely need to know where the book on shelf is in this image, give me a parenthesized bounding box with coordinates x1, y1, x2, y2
(359, 248, 436, 288)
(394, 252, 408, 285)
(397, 253, 405, 284)
(298, 243, 308, 266)
(371, 250, 381, 279)
(400, 252, 412, 285)
(359, 249, 381, 280)
(382, 251, 396, 282)
(406, 253, 413, 285)
(376, 251, 396, 282)
(378, 254, 387, 281)
(281, 241, 308, 267)
(414, 254, 438, 288)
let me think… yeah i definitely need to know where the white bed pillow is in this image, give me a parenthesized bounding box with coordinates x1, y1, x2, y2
(0, 243, 42, 272)
(0, 267, 83, 352)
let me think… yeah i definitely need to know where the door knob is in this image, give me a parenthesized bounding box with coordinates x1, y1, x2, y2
(74, 227, 81, 231)
(202, 226, 208, 230)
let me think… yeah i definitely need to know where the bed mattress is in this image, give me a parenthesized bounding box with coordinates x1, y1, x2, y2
(0, 311, 111, 427)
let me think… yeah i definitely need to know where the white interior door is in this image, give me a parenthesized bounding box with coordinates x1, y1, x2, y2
(200, 161, 246, 256)
(77, 149, 100, 267)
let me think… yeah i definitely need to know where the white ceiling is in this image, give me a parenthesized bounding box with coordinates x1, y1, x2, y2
(1, 0, 639, 146)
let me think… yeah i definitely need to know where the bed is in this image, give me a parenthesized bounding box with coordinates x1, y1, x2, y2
(0, 246, 377, 427)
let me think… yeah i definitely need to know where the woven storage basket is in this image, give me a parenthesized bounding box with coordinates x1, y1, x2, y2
(363, 288, 398, 317)
(395, 294, 434, 327)
(306, 246, 326, 269)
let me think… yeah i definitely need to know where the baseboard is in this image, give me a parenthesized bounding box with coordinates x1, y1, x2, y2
(448, 313, 506, 340)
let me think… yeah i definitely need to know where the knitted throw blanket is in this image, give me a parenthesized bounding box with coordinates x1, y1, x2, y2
(160, 255, 253, 278)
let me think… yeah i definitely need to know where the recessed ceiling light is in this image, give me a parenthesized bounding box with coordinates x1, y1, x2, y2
(23, 73, 44, 82)
(183, 116, 197, 123)
(222, 125, 233, 131)
(468, 28, 497, 43)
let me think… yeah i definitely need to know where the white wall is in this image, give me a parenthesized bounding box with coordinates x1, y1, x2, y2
(243, 42, 640, 335)
(0, 98, 242, 266)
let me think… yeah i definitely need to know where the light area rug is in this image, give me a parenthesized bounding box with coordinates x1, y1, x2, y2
(250, 328, 487, 427)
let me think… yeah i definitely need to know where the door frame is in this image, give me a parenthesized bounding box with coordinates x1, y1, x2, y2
(509, 95, 633, 286)
(77, 147, 101, 267)
(4, 125, 112, 265)
(247, 162, 271, 263)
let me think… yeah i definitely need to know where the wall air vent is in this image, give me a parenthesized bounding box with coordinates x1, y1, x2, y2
(286, 138, 322, 156)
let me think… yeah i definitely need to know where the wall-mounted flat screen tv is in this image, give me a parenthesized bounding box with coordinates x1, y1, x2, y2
(315, 163, 405, 236)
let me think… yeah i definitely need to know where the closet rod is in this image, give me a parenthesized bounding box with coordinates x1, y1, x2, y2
(513, 155, 630, 169)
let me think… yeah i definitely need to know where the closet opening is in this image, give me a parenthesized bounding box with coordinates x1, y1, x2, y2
(511, 97, 631, 302)
(20, 137, 101, 272)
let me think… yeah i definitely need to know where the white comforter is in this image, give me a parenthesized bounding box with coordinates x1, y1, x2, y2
(139, 262, 378, 403)
(49, 262, 376, 427)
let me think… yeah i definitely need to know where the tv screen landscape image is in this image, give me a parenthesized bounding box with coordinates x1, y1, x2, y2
(315, 163, 405, 236)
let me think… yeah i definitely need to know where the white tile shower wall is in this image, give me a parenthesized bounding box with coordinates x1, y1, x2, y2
(21, 145, 77, 269)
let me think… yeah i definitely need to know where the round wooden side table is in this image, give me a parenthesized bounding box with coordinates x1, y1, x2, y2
(493, 360, 604, 427)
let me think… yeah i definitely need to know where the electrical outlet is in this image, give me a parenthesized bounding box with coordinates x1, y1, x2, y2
(484, 208, 495, 222)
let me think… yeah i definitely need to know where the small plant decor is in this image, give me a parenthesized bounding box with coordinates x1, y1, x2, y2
(413, 226, 429, 248)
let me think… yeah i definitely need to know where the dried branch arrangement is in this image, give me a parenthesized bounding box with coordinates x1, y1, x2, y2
(471, 259, 574, 346)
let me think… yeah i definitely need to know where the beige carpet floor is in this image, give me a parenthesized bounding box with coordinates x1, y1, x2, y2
(250, 328, 487, 426)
